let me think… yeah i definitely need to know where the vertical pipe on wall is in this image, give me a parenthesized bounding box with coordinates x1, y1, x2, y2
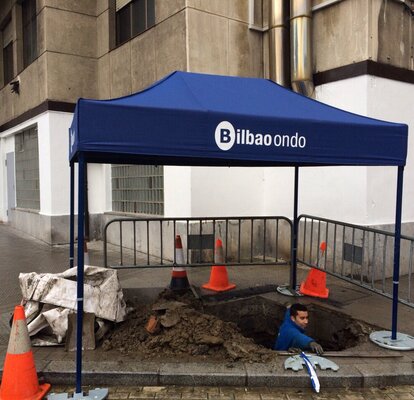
(291, 0, 314, 97)
(268, 0, 290, 86)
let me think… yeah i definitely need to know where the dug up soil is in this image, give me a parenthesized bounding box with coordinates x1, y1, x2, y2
(101, 289, 277, 363)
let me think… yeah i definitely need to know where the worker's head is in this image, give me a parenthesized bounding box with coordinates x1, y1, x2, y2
(290, 303, 309, 329)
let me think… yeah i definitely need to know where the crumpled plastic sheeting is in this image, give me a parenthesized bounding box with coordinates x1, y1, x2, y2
(19, 265, 127, 323)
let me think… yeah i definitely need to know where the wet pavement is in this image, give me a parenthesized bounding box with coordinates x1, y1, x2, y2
(50, 384, 414, 399)
(1, 223, 414, 397)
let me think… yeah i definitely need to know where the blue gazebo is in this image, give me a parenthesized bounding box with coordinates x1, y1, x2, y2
(69, 71, 408, 394)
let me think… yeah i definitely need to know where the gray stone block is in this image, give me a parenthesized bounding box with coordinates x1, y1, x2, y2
(159, 362, 246, 386)
(245, 362, 309, 387)
(42, 360, 159, 386)
(356, 362, 414, 387)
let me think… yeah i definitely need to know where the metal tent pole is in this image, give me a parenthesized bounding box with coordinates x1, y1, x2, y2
(391, 165, 404, 340)
(76, 155, 85, 394)
(370, 165, 414, 350)
(291, 166, 299, 290)
(70, 162, 75, 269)
(276, 166, 300, 297)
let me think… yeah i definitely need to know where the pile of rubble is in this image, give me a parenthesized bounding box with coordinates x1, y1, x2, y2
(101, 289, 277, 363)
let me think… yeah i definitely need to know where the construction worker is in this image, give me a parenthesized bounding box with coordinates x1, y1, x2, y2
(273, 303, 324, 355)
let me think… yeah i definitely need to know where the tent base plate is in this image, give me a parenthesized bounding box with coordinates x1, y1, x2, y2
(47, 388, 108, 400)
(370, 331, 414, 350)
(276, 285, 303, 297)
(284, 354, 339, 372)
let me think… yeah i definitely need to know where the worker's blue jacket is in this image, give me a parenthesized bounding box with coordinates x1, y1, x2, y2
(273, 309, 314, 351)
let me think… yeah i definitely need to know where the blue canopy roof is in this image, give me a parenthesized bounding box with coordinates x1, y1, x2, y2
(69, 71, 408, 167)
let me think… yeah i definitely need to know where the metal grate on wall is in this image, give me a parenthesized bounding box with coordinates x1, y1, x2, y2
(15, 126, 40, 210)
(111, 165, 164, 215)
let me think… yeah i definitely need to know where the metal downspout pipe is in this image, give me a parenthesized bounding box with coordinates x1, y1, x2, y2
(268, 0, 314, 97)
(268, 0, 290, 86)
(290, 0, 314, 97)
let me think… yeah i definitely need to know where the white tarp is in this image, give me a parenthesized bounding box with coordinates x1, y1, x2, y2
(19, 265, 127, 323)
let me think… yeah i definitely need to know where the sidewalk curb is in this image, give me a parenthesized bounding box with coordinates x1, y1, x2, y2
(34, 360, 414, 388)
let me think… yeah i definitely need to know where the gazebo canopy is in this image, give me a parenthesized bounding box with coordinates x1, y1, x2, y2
(69, 71, 408, 167)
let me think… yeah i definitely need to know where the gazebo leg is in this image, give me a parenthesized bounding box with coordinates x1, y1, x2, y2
(277, 166, 302, 297)
(370, 166, 414, 350)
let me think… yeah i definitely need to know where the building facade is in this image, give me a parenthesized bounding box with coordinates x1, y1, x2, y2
(0, 0, 413, 245)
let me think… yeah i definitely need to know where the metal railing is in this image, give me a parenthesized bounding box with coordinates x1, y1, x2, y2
(297, 214, 414, 308)
(103, 216, 293, 269)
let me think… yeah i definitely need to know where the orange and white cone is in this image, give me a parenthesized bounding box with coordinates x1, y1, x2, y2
(202, 238, 236, 292)
(0, 305, 50, 400)
(169, 235, 190, 291)
(299, 241, 329, 298)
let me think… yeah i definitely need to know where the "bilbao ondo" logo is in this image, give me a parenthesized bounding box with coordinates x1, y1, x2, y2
(214, 121, 306, 151)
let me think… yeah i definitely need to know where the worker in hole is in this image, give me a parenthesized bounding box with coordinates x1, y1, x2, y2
(273, 303, 324, 355)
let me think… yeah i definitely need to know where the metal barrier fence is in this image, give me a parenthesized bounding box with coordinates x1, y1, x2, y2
(297, 214, 414, 308)
(104, 216, 293, 269)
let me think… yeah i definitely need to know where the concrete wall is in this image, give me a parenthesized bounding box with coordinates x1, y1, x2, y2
(366, 76, 414, 228)
(97, 0, 187, 99)
(313, 0, 414, 73)
(316, 76, 414, 229)
(186, 1, 263, 77)
(0, 111, 76, 243)
(0, 131, 15, 222)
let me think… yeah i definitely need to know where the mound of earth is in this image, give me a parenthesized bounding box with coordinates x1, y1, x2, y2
(101, 289, 277, 363)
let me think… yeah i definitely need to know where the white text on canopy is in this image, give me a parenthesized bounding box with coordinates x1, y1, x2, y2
(215, 121, 306, 151)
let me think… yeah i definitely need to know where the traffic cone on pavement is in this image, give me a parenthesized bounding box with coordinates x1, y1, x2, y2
(299, 241, 329, 298)
(202, 238, 236, 292)
(0, 305, 50, 400)
(169, 235, 190, 291)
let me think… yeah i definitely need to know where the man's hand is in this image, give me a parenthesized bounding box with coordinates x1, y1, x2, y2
(309, 341, 323, 355)
(287, 347, 301, 354)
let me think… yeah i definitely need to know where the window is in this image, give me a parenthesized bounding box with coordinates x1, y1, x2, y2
(2, 19, 13, 84)
(116, 0, 155, 46)
(15, 126, 40, 211)
(111, 165, 164, 215)
(22, 0, 38, 67)
(3, 42, 13, 84)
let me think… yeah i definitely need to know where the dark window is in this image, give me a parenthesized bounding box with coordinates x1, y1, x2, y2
(3, 42, 13, 84)
(116, 0, 155, 46)
(15, 126, 40, 211)
(22, 0, 38, 67)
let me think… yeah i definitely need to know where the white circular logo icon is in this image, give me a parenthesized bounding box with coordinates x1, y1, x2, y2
(215, 121, 235, 151)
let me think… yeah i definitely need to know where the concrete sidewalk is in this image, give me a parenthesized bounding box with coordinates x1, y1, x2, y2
(0, 223, 414, 392)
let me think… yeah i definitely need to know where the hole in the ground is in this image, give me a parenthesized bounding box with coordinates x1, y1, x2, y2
(203, 296, 373, 351)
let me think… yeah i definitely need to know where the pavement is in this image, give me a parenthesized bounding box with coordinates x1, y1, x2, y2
(1, 223, 414, 398)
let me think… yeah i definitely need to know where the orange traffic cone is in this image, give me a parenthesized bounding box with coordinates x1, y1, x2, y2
(0, 305, 50, 400)
(169, 235, 190, 291)
(202, 238, 236, 292)
(299, 241, 329, 298)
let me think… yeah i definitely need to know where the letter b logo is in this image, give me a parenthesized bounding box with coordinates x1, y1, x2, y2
(215, 121, 235, 151)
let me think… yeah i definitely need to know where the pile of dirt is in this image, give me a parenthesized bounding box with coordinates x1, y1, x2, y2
(101, 289, 276, 363)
